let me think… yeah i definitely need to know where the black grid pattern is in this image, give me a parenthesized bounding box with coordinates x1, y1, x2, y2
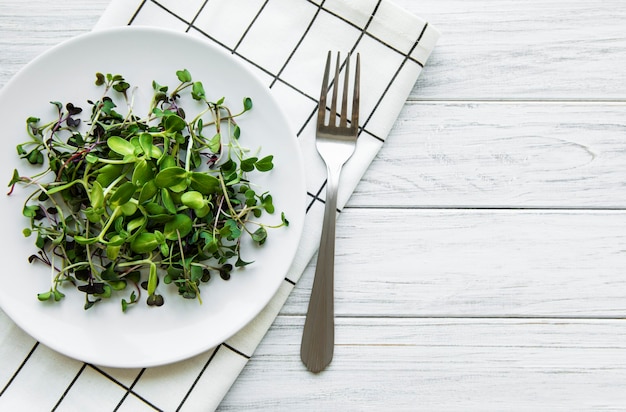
(0, 0, 437, 410)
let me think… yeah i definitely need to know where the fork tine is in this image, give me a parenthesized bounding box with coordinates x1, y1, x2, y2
(317, 51, 331, 126)
(329, 52, 340, 126)
(339, 53, 350, 128)
(351, 53, 360, 130)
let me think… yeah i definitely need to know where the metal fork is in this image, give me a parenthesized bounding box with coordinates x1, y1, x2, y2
(301, 51, 360, 373)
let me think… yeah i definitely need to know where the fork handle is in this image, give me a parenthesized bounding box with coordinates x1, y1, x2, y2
(300, 163, 342, 373)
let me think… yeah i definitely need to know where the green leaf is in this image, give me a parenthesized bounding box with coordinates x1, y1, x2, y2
(163, 214, 193, 240)
(190, 265, 203, 282)
(181, 191, 205, 210)
(190, 151, 202, 170)
(245, 192, 257, 207)
(168, 177, 189, 193)
(138, 180, 158, 204)
(203, 236, 218, 254)
(164, 115, 186, 133)
(147, 264, 158, 295)
(73, 235, 99, 245)
(221, 219, 241, 241)
(107, 136, 135, 156)
(152, 80, 168, 92)
(208, 133, 221, 153)
(26, 149, 44, 165)
(220, 159, 239, 185)
(132, 158, 155, 186)
(109, 182, 136, 208)
(155, 166, 187, 188)
(139, 133, 153, 158)
(96, 164, 124, 187)
(243, 97, 253, 111)
(191, 81, 205, 100)
(195, 204, 210, 218)
(89, 181, 104, 209)
(240, 157, 257, 172)
(53, 289, 65, 301)
(85, 153, 99, 164)
(112, 82, 130, 93)
(93, 284, 112, 299)
(160, 242, 170, 257)
(127, 216, 146, 234)
(139, 133, 162, 159)
(154, 230, 165, 244)
(161, 188, 177, 214)
(37, 290, 53, 301)
(22, 205, 39, 218)
(144, 202, 168, 216)
(159, 154, 177, 170)
(189, 172, 220, 194)
(252, 227, 267, 244)
(235, 256, 254, 267)
(108, 280, 127, 291)
(130, 232, 159, 254)
(84, 209, 99, 229)
(106, 241, 122, 261)
(101, 99, 117, 115)
(176, 69, 192, 83)
(106, 233, 127, 247)
(120, 201, 137, 216)
(255, 155, 274, 172)
(8, 169, 20, 187)
(262, 194, 275, 213)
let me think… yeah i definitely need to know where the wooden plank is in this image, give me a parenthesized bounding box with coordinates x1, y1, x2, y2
(350, 101, 626, 208)
(220, 316, 626, 411)
(0, 0, 109, 87)
(393, 0, 626, 100)
(285, 208, 626, 317)
(3, 1, 626, 102)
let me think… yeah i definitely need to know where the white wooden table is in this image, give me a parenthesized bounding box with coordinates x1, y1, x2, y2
(2, 1, 626, 410)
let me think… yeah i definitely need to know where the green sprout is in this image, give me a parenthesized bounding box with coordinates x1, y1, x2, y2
(8, 70, 287, 311)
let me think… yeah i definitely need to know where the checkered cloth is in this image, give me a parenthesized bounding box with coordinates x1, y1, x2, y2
(0, 0, 438, 410)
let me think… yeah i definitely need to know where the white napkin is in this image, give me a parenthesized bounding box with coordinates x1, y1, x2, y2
(0, 0, 438, 410)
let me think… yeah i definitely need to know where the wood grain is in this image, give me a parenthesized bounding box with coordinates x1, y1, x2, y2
(350, 101, 626, 208)
(285, 208, 626, 318)
(396, 0, 626, 100)
(220, 316, 626, 411)
(0, 0, 109, 86)
(2, 0, 626, 102)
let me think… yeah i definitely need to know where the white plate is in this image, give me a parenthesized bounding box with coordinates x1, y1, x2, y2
(0, 27, 305, 368)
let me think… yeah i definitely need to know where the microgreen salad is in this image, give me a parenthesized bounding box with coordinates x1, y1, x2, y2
(8, 70, 287, 311)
